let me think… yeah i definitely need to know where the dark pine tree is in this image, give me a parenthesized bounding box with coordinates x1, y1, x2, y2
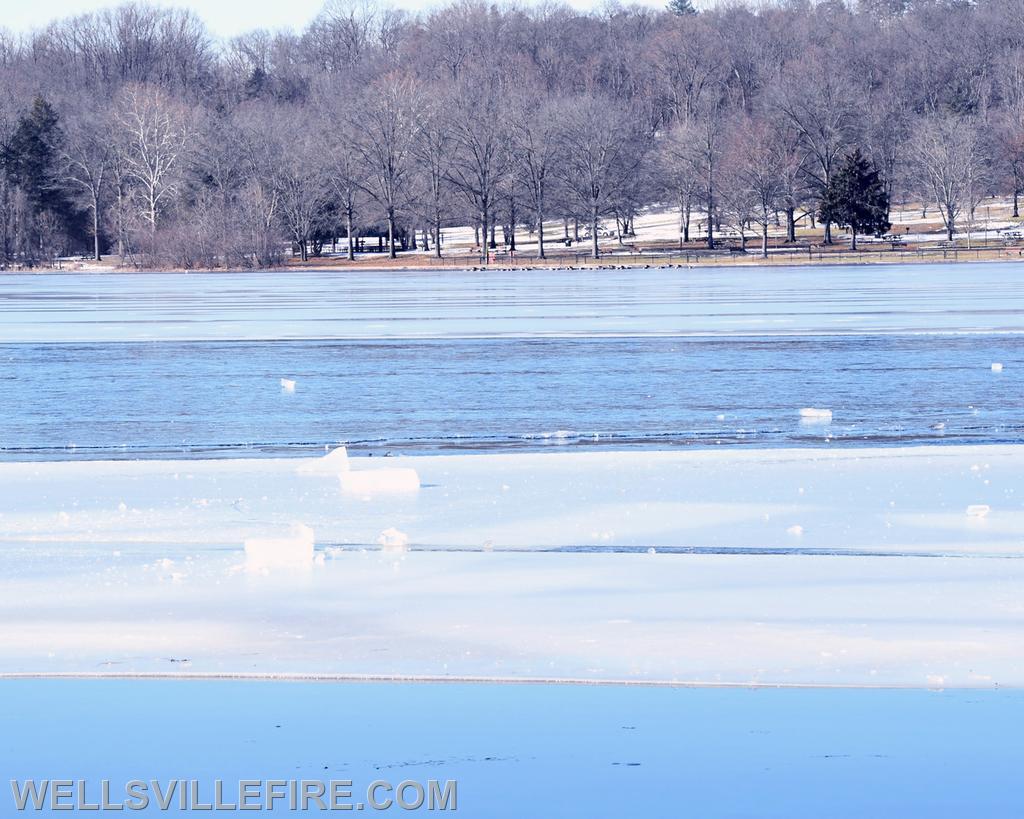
(818, 149, 891, 251)
(1, 96, 85, 261)
(667, 0, 698, 15)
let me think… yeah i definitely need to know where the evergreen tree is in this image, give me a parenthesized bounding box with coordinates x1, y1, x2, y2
(668, 0, 698, 16)
(0, 96, 84, 262)
(819, 149, 891, 250)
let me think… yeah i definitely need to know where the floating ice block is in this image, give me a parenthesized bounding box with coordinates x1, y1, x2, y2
(244, 523, 315, 569)
(296, 446, 350, 474)
(798, 408, 833, 423)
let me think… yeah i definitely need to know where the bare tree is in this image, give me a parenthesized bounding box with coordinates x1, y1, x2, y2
(114, 84, 191, 240)
(773, 52, 859, 244)
(446, 64, 509, 262)
(555, 96, 647, 259)
(61, 111, 110, 261)
(910, 115, 989, 243)
(353, 73, 421, 259)
(722, 116, 786, 258)
(411, 93, 457, 260)
(266, 114, 332, 263)
(511, 93, 562, 260)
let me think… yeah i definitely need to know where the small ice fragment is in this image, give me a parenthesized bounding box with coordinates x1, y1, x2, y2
(991, 363, 1003, 372)
(786, 525, 804, 536)
(244, 523, 315, 569)
(930, 422, 945, 430)
(117, 501, 128, 513)
(377, 527, 410, 552)
(798, 408, 832, 423)
(716, 414, 726, 421)
(647, 547, 657, 555)
(296, 446, 350, 475)
(339, 468, 420, 495)
(966, 504, 990, 518)
(280, 378, 296, 392)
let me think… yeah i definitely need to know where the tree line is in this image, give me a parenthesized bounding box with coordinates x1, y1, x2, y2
(1, 0, 1023, 267)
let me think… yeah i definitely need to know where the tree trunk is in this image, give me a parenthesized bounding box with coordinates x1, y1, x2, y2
(573, 217, 580, 242)
(761, 222, 768, 258)
(387, 209, 396, 259)
(591, 208, 600, 259)
(679, 196, 686, 249)
(346, 210, 355, 261)
(786, 208, 795, 243)
(536, 207, 545, 259)
(481, 203, 489, 263)
(92, 194, 101, 261)
(434, 212, 442, 259)
(850, 228, 857, 251)
(1014, 187, 1020, 219)
(947, 207, 954, 242)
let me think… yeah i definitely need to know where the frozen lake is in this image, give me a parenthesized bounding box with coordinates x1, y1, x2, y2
(4, 679, 1022, 818)
(2, 264, 1022, 459)
(5, 263, 1024, 342)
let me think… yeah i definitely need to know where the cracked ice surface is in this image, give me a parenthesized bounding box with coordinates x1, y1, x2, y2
(1, 445, 1023, 686)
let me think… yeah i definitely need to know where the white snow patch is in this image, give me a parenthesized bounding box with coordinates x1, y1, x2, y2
(991, 363, 1004, 372)
(280, 378, 296, 393)
(966, 504, 991, 518)
(339, 468, 420, 495)
(786, 525, 804, 536)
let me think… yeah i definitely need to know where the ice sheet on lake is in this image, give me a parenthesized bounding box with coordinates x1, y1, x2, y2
(7, 263, 1024, 342)
(2, 445, 1024, 686)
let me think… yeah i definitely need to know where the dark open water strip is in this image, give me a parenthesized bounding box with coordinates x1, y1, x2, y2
(1, 334, 1021, 460)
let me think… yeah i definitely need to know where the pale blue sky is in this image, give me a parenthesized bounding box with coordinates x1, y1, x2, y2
(3, 0, 666, 39)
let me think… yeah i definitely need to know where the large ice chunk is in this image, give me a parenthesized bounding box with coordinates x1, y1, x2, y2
(798, 408, 833, 423)
(296, 446, 350, 475)
(244, 523, 315, 569)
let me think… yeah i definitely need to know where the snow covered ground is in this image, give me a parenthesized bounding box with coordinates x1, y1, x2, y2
(2, 445, 1023, 686)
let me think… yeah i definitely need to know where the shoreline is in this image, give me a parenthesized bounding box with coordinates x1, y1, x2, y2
(8, 245, 1024, 276)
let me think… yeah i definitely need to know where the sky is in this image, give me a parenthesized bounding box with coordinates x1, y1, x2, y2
(2, 0, 671, 39)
